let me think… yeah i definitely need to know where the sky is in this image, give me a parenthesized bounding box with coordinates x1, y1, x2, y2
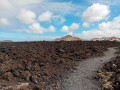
(0, 0, 120, 41)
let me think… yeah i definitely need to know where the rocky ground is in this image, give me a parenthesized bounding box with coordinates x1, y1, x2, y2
(62, 48, 117, 90)
(97, 47, 120, 90)
(0, 41, 119, 90)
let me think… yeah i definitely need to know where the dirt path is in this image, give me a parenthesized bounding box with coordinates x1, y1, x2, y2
(62, 48, 117, 90)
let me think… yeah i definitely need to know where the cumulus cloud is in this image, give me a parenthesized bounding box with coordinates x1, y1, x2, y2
(17, 9, 36, 24)
(0, 0, 82, 18)
(38, 11, 66, 24)
(28, 23, 44, 34)
(61, 23, 80, 32)
(69, 23, 80, 30)
(98, 16, 120, 30)
(82, 22, 90, 28)
(61, 25, 69, 32)
(82, 3, 110, 22)
(0, 18, 10, 26)
(24, 23, 56, 34)
(0, 0, 82, 32)
(78, 29, 120, 38)
(0, 0, 44, 18)
(48, 25, 56, 32)
(38, 11, 53, 22)
(77, 16, 120, 38)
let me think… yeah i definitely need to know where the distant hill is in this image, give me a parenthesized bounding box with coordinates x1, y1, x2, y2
(53, 35, 85, 41)
(0, 40, 13, 42)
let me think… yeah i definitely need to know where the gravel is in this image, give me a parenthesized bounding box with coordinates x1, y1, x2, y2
(62, 48, 117, 90)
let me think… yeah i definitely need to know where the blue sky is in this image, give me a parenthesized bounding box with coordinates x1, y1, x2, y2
(0, 0, 120, 41)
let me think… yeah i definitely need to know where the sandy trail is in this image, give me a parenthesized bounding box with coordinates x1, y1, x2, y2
(62, 48, 117, 90)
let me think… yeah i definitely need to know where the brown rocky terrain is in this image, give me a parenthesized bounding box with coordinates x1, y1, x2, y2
(62, 47, 117, 90)
(0, 41, 119, 90)
(0, 40, 13, 43)
(53, 35, 84, 41)
(97, 47, 120, 90)
(63, 36, 84, 41)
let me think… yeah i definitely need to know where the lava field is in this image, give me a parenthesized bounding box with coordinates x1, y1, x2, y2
(97, 47, 120, 90)
(0, 41, 119, 90)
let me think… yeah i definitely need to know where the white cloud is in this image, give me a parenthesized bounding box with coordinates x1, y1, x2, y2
(98, 16, 120, 30)
(12, 0, 42, 6)
(48, 25, 56, 32)
(0, 0, 13, 9)
(0, 18, 10, 26)
(53, 15, 66, 24)
(82, 22, 90, 28)
(87, 0, 120, 6)
(17, 9, 36, 24)
(0, 0, 82, 30)
(77, 16, 120, 38)
(0, 0, 43, 18)
(59, 17, 66, 24)
(0, 1, 82, 18)
(67, 32, 73, 35)
(38, 1, 83, 15)
(78, 29, 120, 38)
(61, 25, 69, 32)
(23, 23, 56, 34)
(82, 3, 110, 22)
(69, 23, 80, 30)
(38, 11, 66, 24)
(28, 23, 44, 34)
(87, 0, 112, 5)
(61, 23, 80, 32)
(38, 11, 53, 22)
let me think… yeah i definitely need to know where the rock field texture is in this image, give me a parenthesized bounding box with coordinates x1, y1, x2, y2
(0, 41, 119, 90)
(97, 47, 120, 90)
(62, 48, 117, 90)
